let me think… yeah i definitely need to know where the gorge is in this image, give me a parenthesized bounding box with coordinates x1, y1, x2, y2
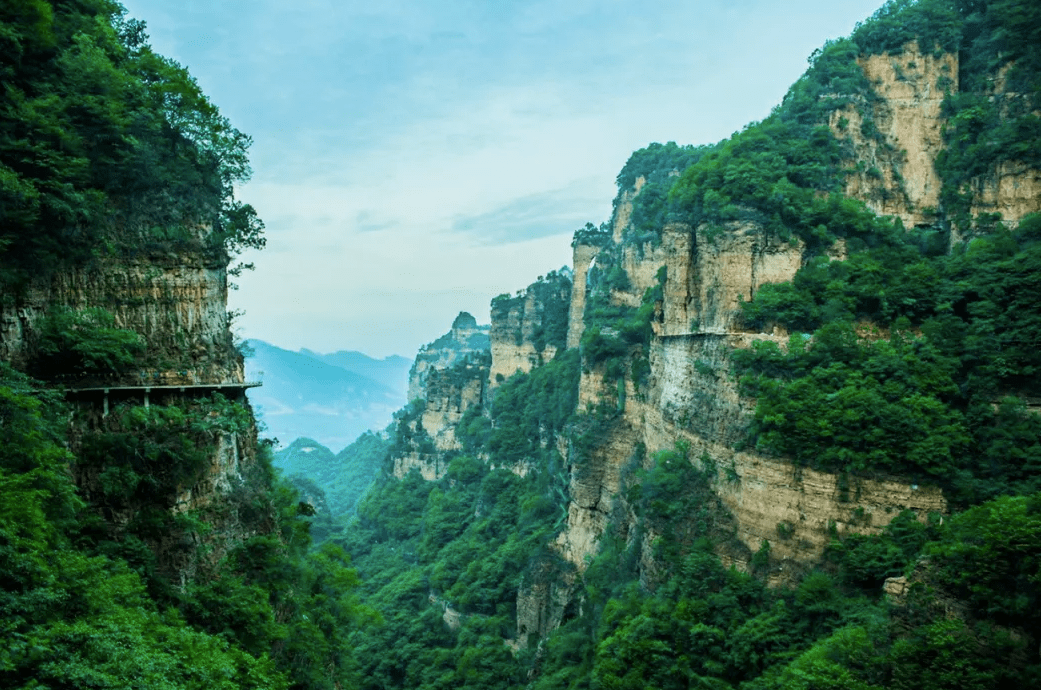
(2, 1, 1041, 689)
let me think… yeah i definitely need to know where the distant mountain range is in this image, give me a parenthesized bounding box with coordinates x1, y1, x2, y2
(244, 340, 411, 451)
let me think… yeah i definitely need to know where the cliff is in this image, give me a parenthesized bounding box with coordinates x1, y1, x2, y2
(0, 251, 242, 385)
(392, 351, 490, 480)
(406, 311, 490, 401)
(388, 36, 1040, 648)
(0, 243, 272, 586)
(489, 269, 572, 386)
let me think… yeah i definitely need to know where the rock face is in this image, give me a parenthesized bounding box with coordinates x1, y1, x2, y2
(421, 354, 488, 453)
(0, 248, 270, 587)
(566, 245, 598, 349)
(556, 211, 948, 579)
(401, 40, 1039, 645)
(407, 312, 490, 402)
(391, 352, 491, 480)
(393, 313, 493, 480)
(0, 253, 241, 384)
(489, 270, 571, 387)
(833, 43, 956, 229)
(830, 42, 1041, 231)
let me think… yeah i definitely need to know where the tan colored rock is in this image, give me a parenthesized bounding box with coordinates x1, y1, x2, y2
(567, 244, 599, 349)
(393, 452, 449, 481)
(515, 561, 575, 648)
(489, 274, 570, 387)
(0, 254, 242, 384)
(658, 221, 804, 337)
(421, 354, 488, 452)
(611, 175, 646, 243)
(884, 576, 909, 603)
(407, 312, 490, 401)
(850, 43, 955, 227)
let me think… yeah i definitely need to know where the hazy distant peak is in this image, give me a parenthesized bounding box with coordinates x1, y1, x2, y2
(451, 311, 478, 330)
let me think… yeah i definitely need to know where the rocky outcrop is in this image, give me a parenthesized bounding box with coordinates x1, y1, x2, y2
(831, 43, 955, 229)
(2, 247, 274, 588)
(566, 245, 598, 349)
(407, 312, 490, 401)
(830, 43, 1041, 231)
(420, 353, 489, 453)
(0, 252, 241, 384)
(611, 175, 646, 243)
(515, 558, 576, 649)
(970, 161, 1041, 223)
(657, 221, 804, 336)
(392, 311, 493, 481)
(558, 213, 947, 579)
(489, 271, 571, 387)
(393, 452, 450, 481)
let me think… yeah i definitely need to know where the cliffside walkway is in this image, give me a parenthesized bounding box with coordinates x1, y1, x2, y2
(63, 381, 261, 416)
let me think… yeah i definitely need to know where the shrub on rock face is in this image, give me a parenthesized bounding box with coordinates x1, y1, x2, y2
(32, 308, 144, 382)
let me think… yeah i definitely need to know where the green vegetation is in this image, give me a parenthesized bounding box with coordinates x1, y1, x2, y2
(1, 360, 377, 689)
(4, 1, 1041, 688)
(0, 0, 263, 292)
(735, 214, 1041, 504)
(30, 307, 144, 382)
(275, 432, 389, 520)
(0, 364, 287, 688)
(491, 269, 571, 353)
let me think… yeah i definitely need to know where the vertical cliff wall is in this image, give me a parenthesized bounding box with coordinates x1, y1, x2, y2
(407, 312, 490, 401)
(0, 252, 242, 384)
(558, 213, 947, 580)
(566, 245, 599, 349)
(389, 36, 1040, 651)
(489, 270, 571, 387)
(392, 351, 490, 480)
(831, 43, 955, 229)
(0, 244, 275, 587)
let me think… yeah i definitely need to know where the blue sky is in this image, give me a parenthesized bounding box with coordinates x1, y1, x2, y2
(121, 0, 883, 358)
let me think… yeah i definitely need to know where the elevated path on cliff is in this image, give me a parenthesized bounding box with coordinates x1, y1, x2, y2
(61, 379, 261, 415)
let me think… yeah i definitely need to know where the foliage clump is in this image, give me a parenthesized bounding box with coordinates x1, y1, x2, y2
(31, 307, 144, 382)
(0, 0, 263, 291)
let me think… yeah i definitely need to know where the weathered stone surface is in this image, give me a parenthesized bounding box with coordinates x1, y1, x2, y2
(0, 254, 241, 384)
(834, 43, 956, 228)
(407, 312, 490, 401)
(566, 244, 599, 350)
(515, 561, 575, 648)
(490, 273, 571, 387)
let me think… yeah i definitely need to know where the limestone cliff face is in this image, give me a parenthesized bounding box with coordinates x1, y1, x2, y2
(392, 352, 490, 480)
(489, 271, 571, 387)
(611, 175, 646, 243)
(408, 39, 1039, 645)
(0, 252, 242, 384)
(1, 247, 272, 587)
(393, 312, 492, 480)
(566, 245, 598, 349)
(407, 312, 490, 402)
(656, 221, 805, 336)
(558, 216, 949, 579)
(831, 43, 955, 229)
(830, 42, 1040, 230)
(966, 62, 1041, 224)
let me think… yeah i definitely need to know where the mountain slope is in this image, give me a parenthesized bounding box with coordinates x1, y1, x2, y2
(336, 2, 1041, 688)
(245, 339, 407, 450)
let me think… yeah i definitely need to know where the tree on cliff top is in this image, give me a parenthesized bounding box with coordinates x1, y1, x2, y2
(0, 0, 263, 290)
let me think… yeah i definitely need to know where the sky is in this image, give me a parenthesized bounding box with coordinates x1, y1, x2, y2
(120, 0, 884, 359)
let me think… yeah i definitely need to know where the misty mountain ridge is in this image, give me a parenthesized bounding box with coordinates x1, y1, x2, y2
(244, 339, 411, 451)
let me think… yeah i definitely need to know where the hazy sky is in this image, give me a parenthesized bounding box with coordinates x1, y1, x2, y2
(121, 0, 883, 359)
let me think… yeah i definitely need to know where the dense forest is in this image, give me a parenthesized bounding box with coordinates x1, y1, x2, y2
(2, 1, 1041, 689)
